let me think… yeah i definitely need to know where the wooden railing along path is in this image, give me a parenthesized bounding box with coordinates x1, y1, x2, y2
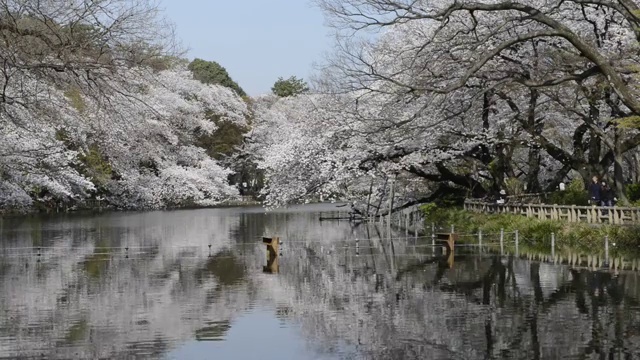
(464, 198, 640, 225)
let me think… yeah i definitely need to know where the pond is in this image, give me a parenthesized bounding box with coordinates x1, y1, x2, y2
(0, 203, 639, 359)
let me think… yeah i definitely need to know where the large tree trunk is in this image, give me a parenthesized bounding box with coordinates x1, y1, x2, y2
(614, 127, 629, 204)
(634, 152, 640, 183)
(525, 89, 542, 192)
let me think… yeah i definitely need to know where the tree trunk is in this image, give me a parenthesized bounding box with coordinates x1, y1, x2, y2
(634, 152, 640, 183)
(526, 89, 542, 192)
(614, 127, 629, 204)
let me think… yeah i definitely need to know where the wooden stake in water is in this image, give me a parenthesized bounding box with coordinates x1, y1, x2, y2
(478, 229, 483, 253)
(551, 232, 555, 258)
(451, 224, 455, 234)
(515, 230, 519, 257)
(500, 228, 504, 255)
(431, 222, 436, 255)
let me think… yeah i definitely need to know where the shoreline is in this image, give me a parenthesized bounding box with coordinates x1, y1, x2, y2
(0, 200, 265, 219)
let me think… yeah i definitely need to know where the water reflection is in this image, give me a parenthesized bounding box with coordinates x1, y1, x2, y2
(0, 204, 640, 359)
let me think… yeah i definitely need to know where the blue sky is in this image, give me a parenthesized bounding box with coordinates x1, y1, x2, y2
(161, 0, 332, 96)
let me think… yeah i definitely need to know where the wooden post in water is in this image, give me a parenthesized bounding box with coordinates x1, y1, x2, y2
(263, 237, 280, 274)
(478, 229, 483, 253)
(551, 233, 555, 259)
(500, 228, 504, 255)
(431, 222, 436, 255)
(451, 224, 455, 234)
(436, 233, 456, 255)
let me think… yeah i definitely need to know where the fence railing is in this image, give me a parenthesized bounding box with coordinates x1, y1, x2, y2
(366, 204, 426, 236)
(464, 199, 640, 225)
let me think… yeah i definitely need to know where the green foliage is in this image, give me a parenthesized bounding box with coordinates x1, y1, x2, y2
(626, 183, 640, 202)
(567, 177, 585, 192)
(435, 190, 465, 207)
(271, 76, 309, 97)
(418, 203, 438, 218)
(505, 177, 524, 196)
(188, 58, 246, 97)
(196, 114, 248, 160)
(614, 116, 640, 129)
(548, 178, 589, 205)
(188, 59, 250, 159)
(78, 144, 112, 187)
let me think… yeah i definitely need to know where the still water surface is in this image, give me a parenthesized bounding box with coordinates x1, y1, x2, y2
(1, 203, 640, 359)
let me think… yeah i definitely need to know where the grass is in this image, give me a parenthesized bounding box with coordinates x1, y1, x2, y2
(421, 204, 640, 257)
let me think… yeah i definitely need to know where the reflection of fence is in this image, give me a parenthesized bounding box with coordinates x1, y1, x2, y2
(464, 199, 640, 225)
(378, 204, 426, 236)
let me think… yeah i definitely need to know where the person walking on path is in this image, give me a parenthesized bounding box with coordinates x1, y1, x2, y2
(589, 176, 601, 205)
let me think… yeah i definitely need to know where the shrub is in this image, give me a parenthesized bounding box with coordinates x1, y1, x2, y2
(505, 177, 524, 196)
(548, 178, 588, 205)
(626, 183, 640, 202)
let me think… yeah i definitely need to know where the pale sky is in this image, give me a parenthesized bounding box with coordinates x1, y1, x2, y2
(161, 0, 332, 96)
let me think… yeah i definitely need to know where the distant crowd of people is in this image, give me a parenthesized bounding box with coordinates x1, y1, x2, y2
(492, 175, 617, 207)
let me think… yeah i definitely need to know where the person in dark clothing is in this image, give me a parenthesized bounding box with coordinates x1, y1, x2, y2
(601, 181, 614, 207)
(588, 176, 601, 205)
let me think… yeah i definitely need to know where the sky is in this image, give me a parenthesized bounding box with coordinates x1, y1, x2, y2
(161, 0, 333, 96)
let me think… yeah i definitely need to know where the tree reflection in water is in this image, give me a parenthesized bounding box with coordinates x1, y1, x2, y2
(0, 204, 638, 359)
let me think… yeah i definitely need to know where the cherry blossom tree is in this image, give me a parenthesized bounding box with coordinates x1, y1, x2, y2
(251, 0, 640, 208)
(71, 66, 248, 209)
(0, 63, 248, 211)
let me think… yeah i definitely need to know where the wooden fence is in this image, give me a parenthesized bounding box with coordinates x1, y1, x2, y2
(383, 204, 426, 235)
(464, 199, 640, 225)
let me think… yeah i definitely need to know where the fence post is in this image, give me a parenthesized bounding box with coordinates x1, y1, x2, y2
(551, 232, 555, 259)
(515, 230, 519, 257)
(478, 229, 483, 253)
(500, 228, 504, 255)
